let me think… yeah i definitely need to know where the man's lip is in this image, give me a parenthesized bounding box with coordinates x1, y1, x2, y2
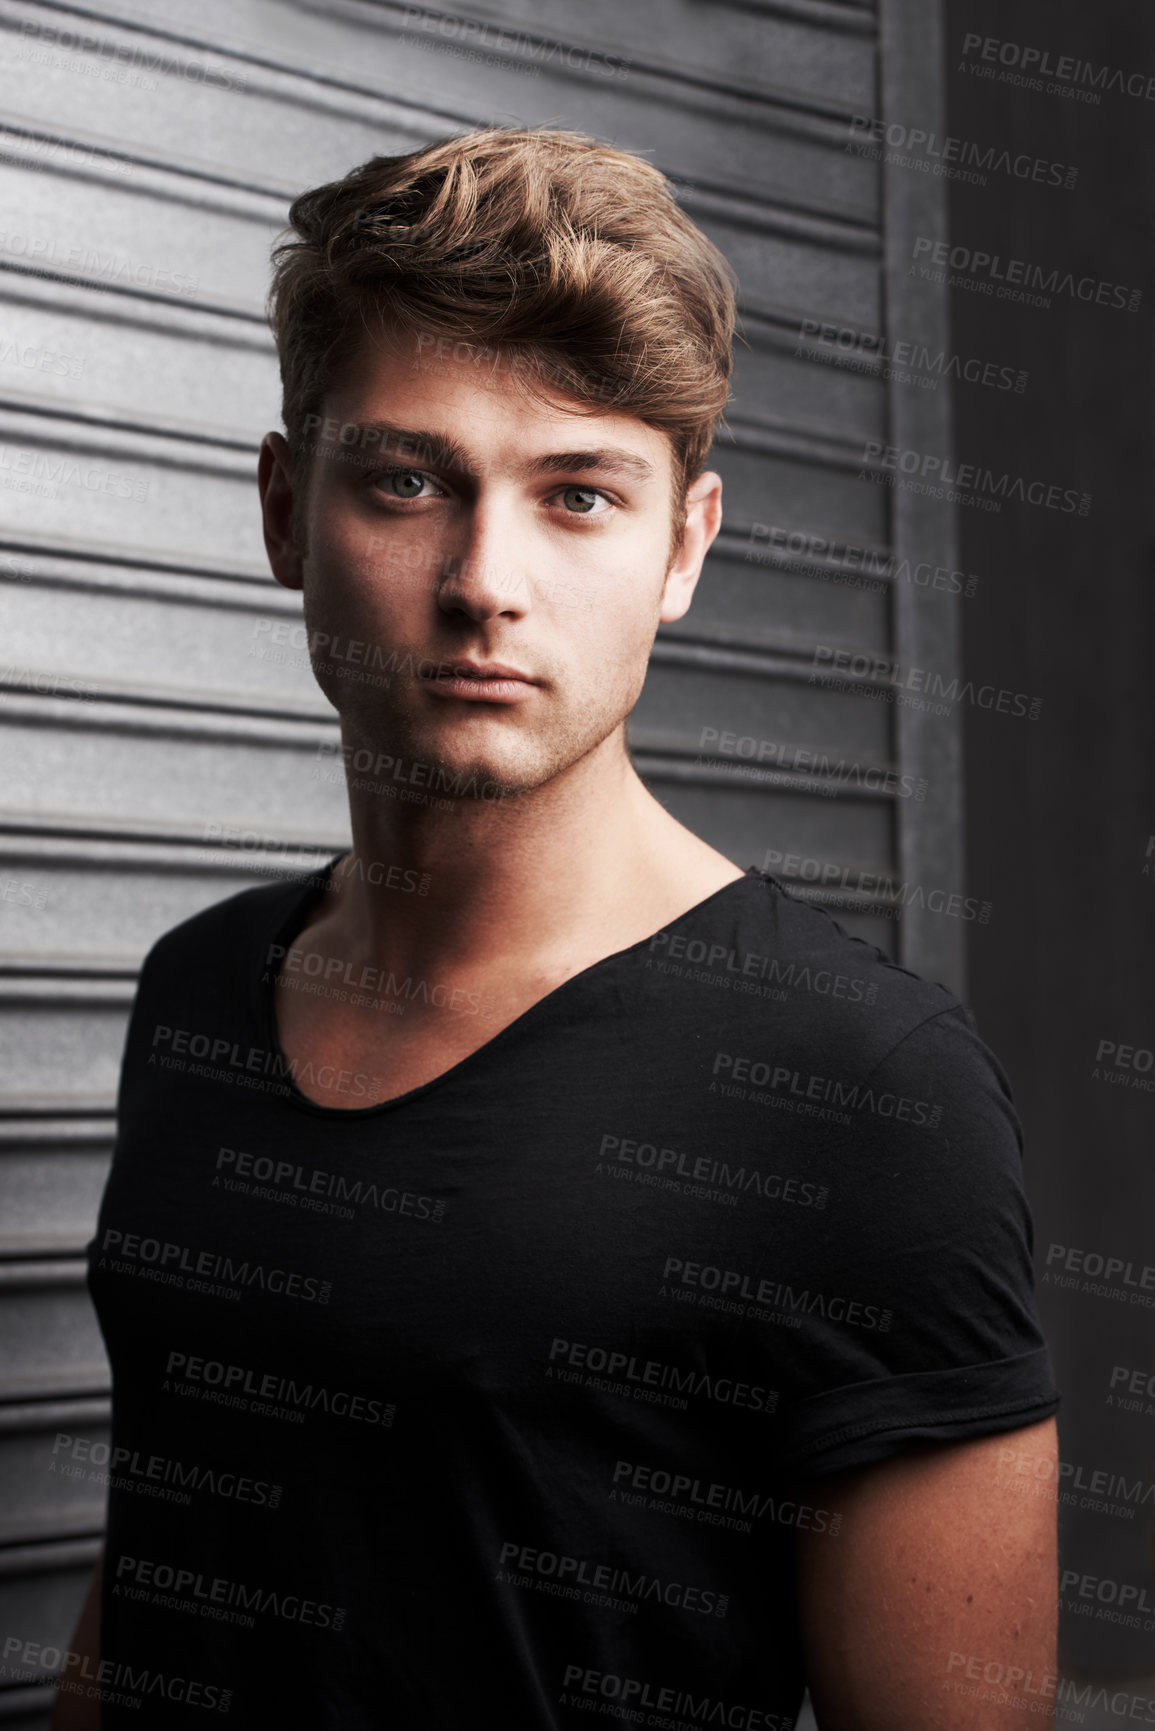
(423, 662, 540, 683)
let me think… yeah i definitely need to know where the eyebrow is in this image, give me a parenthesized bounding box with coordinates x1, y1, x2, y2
(523, 449, 656, 481)
(338, 423, 470, 472)
(336, 422, 656, 482)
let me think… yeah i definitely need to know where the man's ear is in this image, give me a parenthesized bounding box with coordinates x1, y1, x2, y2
(258, 432, 305, 592)
(659, 470, 723, 624)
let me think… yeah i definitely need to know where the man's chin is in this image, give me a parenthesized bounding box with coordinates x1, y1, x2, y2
(352, 729, 542, 804)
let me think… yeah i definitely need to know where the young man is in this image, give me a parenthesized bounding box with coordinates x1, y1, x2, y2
(64, 127, 1060, 1729)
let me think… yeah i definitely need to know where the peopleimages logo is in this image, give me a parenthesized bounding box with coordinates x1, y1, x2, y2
(0, 230, 199, 295)
(51, 1431, 283, 1510)
(759, 849, 992, 925)
(863, 439, 1090, 516)
(265, 941, 480, 1015)
(164, 1349, 396, 1428)
(559, 1665, 796, 1731)
(96, 1228, 331, 1305)
(0, 874, 49, 910)
(847, 114, 1078, 190)
(315, 739, 526, 806)
(598, 1134, 829, 1208)
(0, 333, 87, 376)
(797, 317, 1026, 394)
(497, 1540, 729, 1617)
(113, 1553, 345, 1631)
(996, 1438, 1155, 1521)
(649, 927, 879, 1003)
(18, 18, 247, 89)
(959, 32, 1155, 102)
(1092, 1036, 1155, 1094)
(811, 645, 1043, 721)
(943, 1652, 1155, 1726)
(215, 1145, 446, 1223)
(149, 1021, 387, 1102)
(1043, 1241, 1155, 1304)
(0, 445, 148, 500)
(910, 235, 1142, 312)
(1061, 1569, 1155, 1629)
(1109, 1374, 1155, 1425)
(712, 1052, 941, 1128)
(0, 1639, 231, 1715)
(546, 1337, 778, 1416)
(400, 4, 629, 78)
(745, 522, 980, 595)
(661, 1255, 892, 1332)
(610, 1458, 841, 1536)
(698, 725, 926, 798)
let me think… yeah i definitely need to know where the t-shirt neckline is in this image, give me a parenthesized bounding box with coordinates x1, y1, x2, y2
(260, 854, 766, 1118)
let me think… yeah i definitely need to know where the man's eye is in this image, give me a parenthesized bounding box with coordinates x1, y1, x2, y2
(375, 468, 438, 499)
(557, 486, 610, 515)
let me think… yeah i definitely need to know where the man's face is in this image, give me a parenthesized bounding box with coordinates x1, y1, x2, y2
(263, 327, 719, 801)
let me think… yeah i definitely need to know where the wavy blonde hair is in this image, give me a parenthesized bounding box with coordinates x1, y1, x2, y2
(267, 125, 737, 544)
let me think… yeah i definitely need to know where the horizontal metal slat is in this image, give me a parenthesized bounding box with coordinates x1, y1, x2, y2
(0, 820, 342, 866)
(0, 1535, 103, 1576)
(0, 1119, 115, 1147)
(721, 0, 874, 27)
(0, 1397, 111, 1431)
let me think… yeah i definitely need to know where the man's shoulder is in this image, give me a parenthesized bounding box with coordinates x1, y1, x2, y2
(136, 867, 319, 988)
(688, 869, 969, 1073)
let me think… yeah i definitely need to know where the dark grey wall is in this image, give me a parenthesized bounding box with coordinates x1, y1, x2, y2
(946, 0, 1155, 1696)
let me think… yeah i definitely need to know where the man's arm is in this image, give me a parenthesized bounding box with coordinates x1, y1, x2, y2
(49, 1546, 103, 1730)
(793, 1417, 1059, 1730)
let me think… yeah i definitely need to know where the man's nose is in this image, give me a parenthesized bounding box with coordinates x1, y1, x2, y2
(436, 506, 533, 621)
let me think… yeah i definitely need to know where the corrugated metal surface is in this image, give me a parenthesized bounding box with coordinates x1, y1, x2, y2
(0, 0, 958, 1707)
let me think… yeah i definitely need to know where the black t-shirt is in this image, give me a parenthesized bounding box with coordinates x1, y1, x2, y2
(85, 858, 1059, 1728)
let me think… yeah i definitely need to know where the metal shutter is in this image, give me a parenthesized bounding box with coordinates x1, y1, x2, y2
(0, 0, 957, 1713)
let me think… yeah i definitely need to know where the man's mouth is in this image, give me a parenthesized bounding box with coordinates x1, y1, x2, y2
(435, 661, 537, 682)
(420, 661, 541, 703)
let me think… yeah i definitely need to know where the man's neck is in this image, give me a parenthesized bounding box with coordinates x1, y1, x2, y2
(317, 738, 743, 986)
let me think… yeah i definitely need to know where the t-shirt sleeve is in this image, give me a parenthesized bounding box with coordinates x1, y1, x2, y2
(775, 1003, 1061, 1477)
